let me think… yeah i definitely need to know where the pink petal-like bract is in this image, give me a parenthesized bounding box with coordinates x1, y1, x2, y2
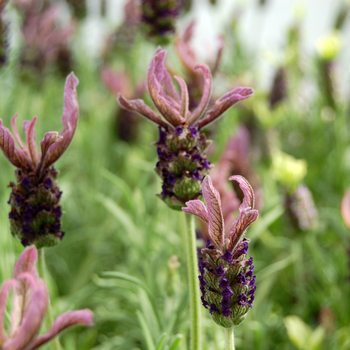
(0, 118, 32, 169)
(148, 50, 186, 127)
(41, 72, 79, 170)
(182, 200, 209, 224)
(29, 309, 94, 350)
(196, 87, 254, 129)
(341, 189, 350, 231)
(118, 94, 170, 128)
(226, 176, 258, 251)
(187, 64, 212, 125)
(201, 176, 225, 248)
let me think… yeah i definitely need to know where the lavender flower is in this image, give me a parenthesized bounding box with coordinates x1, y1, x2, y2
(141, 0, 182, 45)
(0, 246, 93, 350)
(0, 73, 79, 248)
(183, 175, 258, 328)
(118, 49, 253, 210)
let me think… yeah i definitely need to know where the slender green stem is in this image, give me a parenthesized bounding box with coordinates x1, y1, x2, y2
(225, 328, 235, 350)
(37, 248, 61, 350)
(184, 213, 201, 350)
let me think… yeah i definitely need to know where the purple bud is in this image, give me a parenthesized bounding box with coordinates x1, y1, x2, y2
(52, 224, 61, 233)
(222, 287, 233, 298)
(237, 293, 247, 306)
(21, 238, 30, 247)
(56, 191, 63, 200)
(192, 154, 201, 162)
(237, 272, 247, 285)
(192, 169, 202, 180)
(201, 296, 209, 308)
(246, 271, 253, 278)
(43, 177, 52, 189)
(222, 307, 232, 316)
(219, 278, 230, 289)
(166, 172, 177, 185)
(22, 225, 33, 236)
(157, 147, 165, 158)
(220, 297, 231, 307)
(221, 250, 233, 263)
(15, 194, 24, 206)
(53, 207, 62, 220)
(209, 303, 218, 315)
(21, 176, 31, 189)
(158, 127, 167, 144)
(189, 125, 198, 137)
(247, 256, 254, 265)
(250, 276, 256, 285)
(9, 211, 17, 220)
(175, 126, 183, 134)
(202, 158, 211, 169)
(215, 265, 225, 276)
(249, 285, 257, 294)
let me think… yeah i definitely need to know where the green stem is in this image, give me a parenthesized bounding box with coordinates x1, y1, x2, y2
(37, 248, 61, 350)
(184, 213, 201, 350)
(225, 328, 235, 350)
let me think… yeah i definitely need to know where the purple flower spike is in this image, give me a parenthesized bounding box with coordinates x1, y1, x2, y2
(0, 246, 93, 350)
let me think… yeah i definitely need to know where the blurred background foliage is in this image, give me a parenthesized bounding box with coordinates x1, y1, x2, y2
(1, 0, 350, 349)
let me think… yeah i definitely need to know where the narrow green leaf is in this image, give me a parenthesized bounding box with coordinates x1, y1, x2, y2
(156, 333, 167, 350)
(137, 310, 155, 350)
(168, 334, 183, 350)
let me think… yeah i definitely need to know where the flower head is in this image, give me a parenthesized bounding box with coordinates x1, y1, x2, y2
(0, 246, 93, 350)
(182, 175, 258, 328)
(118, 49, 253, 210)
(0, 73, 79, 247)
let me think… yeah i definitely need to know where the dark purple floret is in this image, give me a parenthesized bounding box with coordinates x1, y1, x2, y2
(222, 307, 232, 317)
(201, 296, 209, 308)
(166, 172, 177, 185)
(249, 265, 255, 273)
(157, 147, 165, 158)
(15, 194, 24, 206)
(222, 250, 233, 263)
(9, 211, 17, 220)
(158, 127, 167, 144)
(237, 293, 247, 306)
(250, 276, 256, 285)
(202, 158, 211, 169)
(22, 225, 33, 236)
(21, 238, 30, 247)
(219, 278, 230, 289)
(192, 169, 202, 180)
(248, 256, 253, 265)
(192, 154, 201, 162)
(215, 265, 225, 276)
(56, 191, 63, 200)
(53, 207, 62, 220)
(249, 285, 257, 294)
(246, 271, 253, 278)
(175, 126, 183, 134)
(189, 125, 198, 137)
(198, 275, 206, 286)
(59, 232, 65, 240)
(237, 272, 247, 285)
(222, 287, 233, 298)
(161, 185, 168, 199)
(43, 177, 52, 189)
(21, 176, 31, 189)
(52, 224, 61, 233)
(209, 304, 217, 315)
(220, 297, 231, 307)
(241, 241, 249, 255)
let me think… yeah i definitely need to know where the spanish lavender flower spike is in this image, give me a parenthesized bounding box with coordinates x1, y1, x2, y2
(182, 175, 258, 328)
(141, 0, 182, 45)
(0, 73, 79, 248)
(0, 246, 93, 350)
(118, 49, 253, 210)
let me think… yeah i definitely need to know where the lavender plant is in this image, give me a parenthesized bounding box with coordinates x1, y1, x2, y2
(119, 49, 253, 210)
(183, 175, 258, 348)
(0, 246, 93, 350)
(0, 73, 79, 248)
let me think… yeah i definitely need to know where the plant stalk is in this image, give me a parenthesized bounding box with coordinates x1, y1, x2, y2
(225, 328, 235, 350)
(37, 248, 61, 350)
(184, 213, 201, 350)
